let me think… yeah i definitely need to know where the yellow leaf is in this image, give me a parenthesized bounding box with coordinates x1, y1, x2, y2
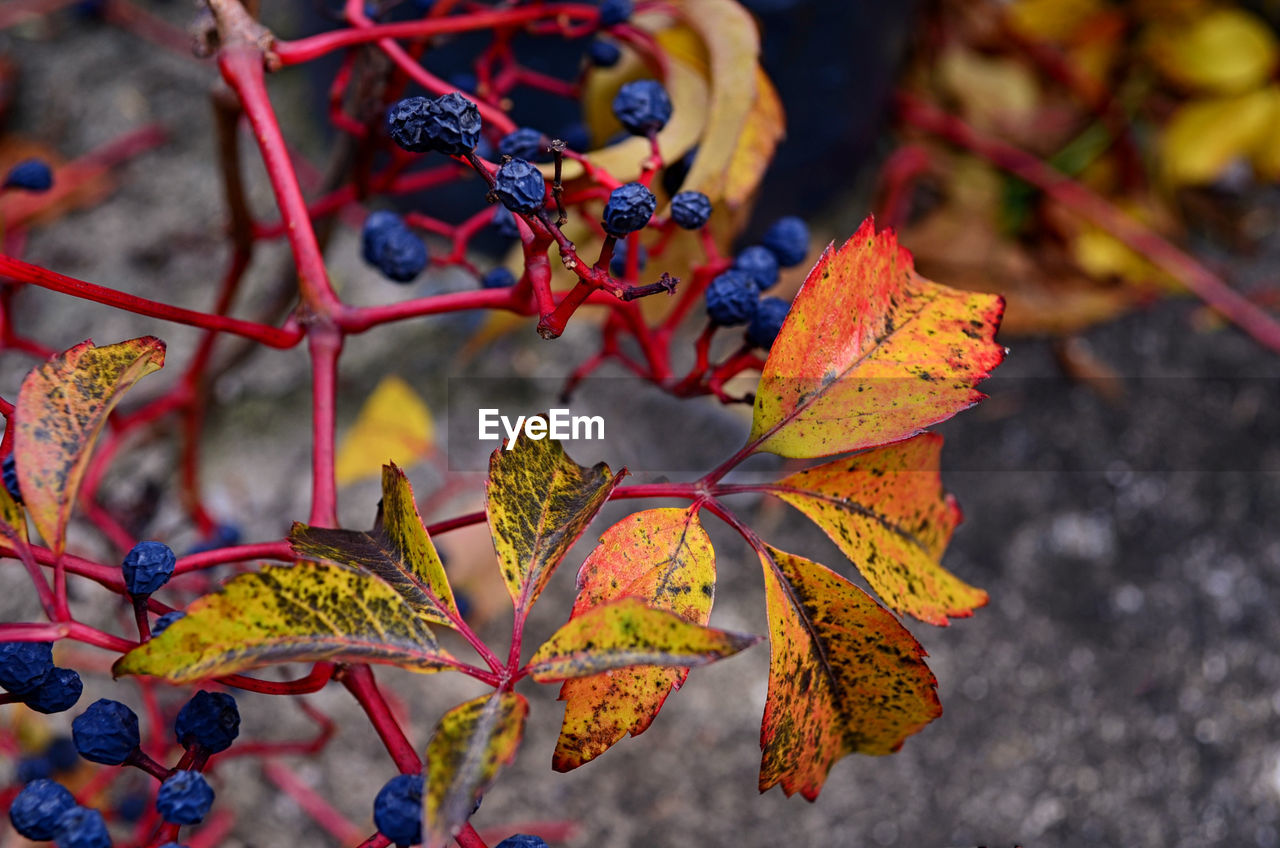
(1006, 0, 1104, 41)
(1161, 88, 1279, 186)
(937, 47, 1041, 133)
(16, 337, 166, 553)
(114, 561, 453, 682)
(334, 375, 433, 487)
(722, 67, 785, 209)
(1147, 8, 1279, 94)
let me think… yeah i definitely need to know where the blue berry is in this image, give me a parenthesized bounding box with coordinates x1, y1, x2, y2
(0, 641, 53, 695)
(746, 296, 791, 349)
(156, 770, 214, 825)
(122, 541, 176, 595)
(373, 773, 423, 846)
(558, 122, 591, 152)
(733, 245, 779, 290)
(46, 736, 80, 772)
(612, 80, 672, 135)
(10, 779, 77, 840)
(498, 128, 547, 162)
(704, 270, 760, 326)
(17, 755, 53, 783)
(73, 699, 140, 765)
(588, 38, 621, 67)
(609, 241, 648, 278)
(115, 791, 148, 822)
(4, 159, 53, 192)
(493, 158, 546, 214)
(175, 690, 240, 753)
(602, 182, 656, 235)
(362, 212, 428, 283)
(496, 836, 550, 848)
(185, 523, 241, 555)
(386, 93, 482, 156)
(598, 0, 632, 26)
(447, 71, 477, 93)
(761, 215, 809, 267)
(54, 806, 110, 848)
(24, 667, 83, 714)
(490, 205, 522, 239)
(152, 611, 185, 636)
(3, 453, 21, 503)
(481, 267, 517, 289)
(158, 844, 191, 848)
(670, 191, 711, 229)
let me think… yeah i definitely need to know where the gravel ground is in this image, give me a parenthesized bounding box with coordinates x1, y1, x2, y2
(2, 5, 1279, 848)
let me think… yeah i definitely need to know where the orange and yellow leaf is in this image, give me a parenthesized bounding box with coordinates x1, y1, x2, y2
(15, 337, 166, 552)
(425, 692, 528, 848)
(553, 507, 717, 770)
(528, 597, 757, 682)
(486, 429, 620, 614)
(749, 218, 1005, 459)
(290, 464, 458, 626)
(759, 545, 940, 800)
(770, 434, 984, 626)
(114, 561, 452, 682)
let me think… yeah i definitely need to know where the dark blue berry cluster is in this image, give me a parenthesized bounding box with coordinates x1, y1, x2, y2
(175, 690, 240, 753)
(493, 158, 547, 214)
(498, 128, 547, 162)
(374, 772, 423, 846)
(733, 245, 779, 290)
(496, 835, 550, 848)
(0, 641, 82, 714)
(612, 80, 672, 135)
(72, 698, 140, 765)
(609, 241, 648, 278)
(4, 158, 53, 192)
(761, 215, 810, 267)
(157, 770, 215, 825)
(704, 270, 761, 326)
(588, 37, 621, 67)
(670, 191, 711, 229)
(49, 804, 110, 848)
(3, 453, 22, 503)
(362, 210, 429, 283)
(598, 0, 633, 26)
(122, 540, 176, 596)
(386, 92, 482, 156)
(481, 267, 517, 289)
(9, 778, 76, 840)
(602, 182, 656, 235)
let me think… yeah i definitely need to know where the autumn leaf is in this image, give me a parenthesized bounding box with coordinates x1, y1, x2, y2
(758, 545, 940, 800)
(1160, 87, 1280, 187)
(552, 507, 717, 770)
(486, 429, 621, 614)
(749, 217, 1005, 459)
(334, 375, 434, 486)
(528, 597, 757, 682)
(1147, 7, 1278, 95)
(0, 462, 27, 545)
(721, 67, 785, 209)
(424, 692, 527, 848)
(290, 464, 459, 627)
(15, 337, 166, 553)
(768, 434, 984, 626)
(114, 561, 454, 682)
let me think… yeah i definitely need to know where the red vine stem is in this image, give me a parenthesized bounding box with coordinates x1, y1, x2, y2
(0, 255, 302, 348)
(337, 664, 421, 773)
(894, 92, 1280, 354)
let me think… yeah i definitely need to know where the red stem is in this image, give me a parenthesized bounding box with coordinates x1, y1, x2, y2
(337, 664, 421, 772)
(895, 92, 1280, 354)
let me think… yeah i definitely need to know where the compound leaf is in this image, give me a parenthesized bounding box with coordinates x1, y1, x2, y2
(749, 218, 1005, 459)
(334, 375, 434, 486)
(486, 429, 620, 615)
(552, 507, 718, 770)
(114, 561, 453, 682)
(758, 545, 940, 800)
(770, 434, 984, 626)
(425, 692, 528, 848)
(290, 464, 458, 627)
(528, 596, 757, 682)
(15, 337, 166, 552)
